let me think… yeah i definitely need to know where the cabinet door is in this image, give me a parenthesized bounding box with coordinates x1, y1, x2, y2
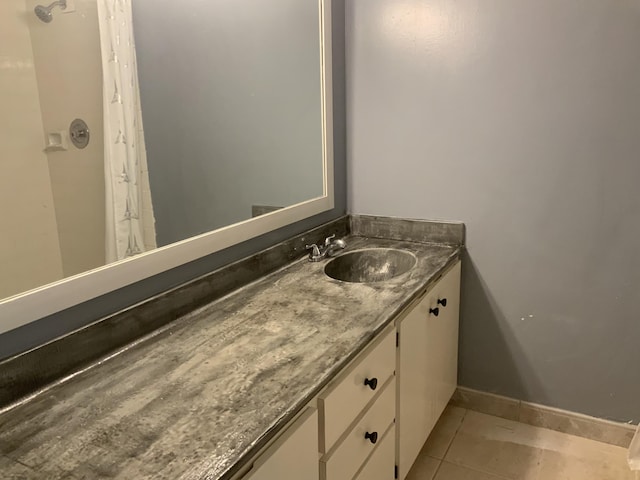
(244, 407, 319, 480)
(429, 261, 461, 421)
(397, 289, 438, 480)
(396, 260, 461, 480)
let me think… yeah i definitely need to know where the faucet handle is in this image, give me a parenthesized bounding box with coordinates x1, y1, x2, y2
(306, 244, 322, 262)
(324, 234, 336, 246)
(306, 244, 321, 256)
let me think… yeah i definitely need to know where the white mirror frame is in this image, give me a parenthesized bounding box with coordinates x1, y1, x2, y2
(0, 0, 334, 335)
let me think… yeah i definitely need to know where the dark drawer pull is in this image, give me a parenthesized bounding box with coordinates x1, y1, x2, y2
(437, 298, 447, 307)
(364, 377, 378, 391)
(429, 307, 439, 317)
(364, 431, 378, 444)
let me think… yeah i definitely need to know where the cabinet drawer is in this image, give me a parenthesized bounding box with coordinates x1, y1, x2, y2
(319, 325, 395, 453)
(353, 425, 396, 480)
(321, 377, 395, 480)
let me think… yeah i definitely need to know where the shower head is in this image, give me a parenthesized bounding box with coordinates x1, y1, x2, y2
(34, 0, 67, 23)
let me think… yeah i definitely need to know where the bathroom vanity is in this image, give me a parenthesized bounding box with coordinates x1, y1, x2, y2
(208, 255, 460, 480)
(239, 259, 461, 480)
(0, 217, 463, 480)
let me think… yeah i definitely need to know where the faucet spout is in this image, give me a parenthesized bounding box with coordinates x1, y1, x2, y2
(325, 238, 346, 257)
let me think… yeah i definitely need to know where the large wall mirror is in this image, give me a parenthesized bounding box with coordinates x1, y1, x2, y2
(0, 0, 334, 333)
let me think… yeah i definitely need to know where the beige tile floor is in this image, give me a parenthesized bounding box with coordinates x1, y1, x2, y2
(407, 406, 635, 480)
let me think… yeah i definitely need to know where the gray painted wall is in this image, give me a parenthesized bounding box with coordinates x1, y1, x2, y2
(133, 0, 325, 246)
(347, 0, 640, 422)
(0, 0, 346, 362)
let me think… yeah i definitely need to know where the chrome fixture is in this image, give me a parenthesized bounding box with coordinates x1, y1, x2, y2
(306, 234, 347, 262)
(69, 118, 90, 149)
(34, 0, 67, 23)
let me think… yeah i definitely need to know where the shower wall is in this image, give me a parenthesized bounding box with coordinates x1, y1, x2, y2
(27, 0, 105, 277)
(0, 0, 64, 298)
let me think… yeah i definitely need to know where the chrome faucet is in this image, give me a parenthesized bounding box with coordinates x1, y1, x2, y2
(306, 234, 347, 262)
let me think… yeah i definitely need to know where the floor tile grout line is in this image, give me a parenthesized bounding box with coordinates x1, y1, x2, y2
(437, 409, 510, 479)
(441, 459, 514, 480)
(431, 408, 468, 479)
(441, 407, 467, 460)
(430, 457, 444, 479)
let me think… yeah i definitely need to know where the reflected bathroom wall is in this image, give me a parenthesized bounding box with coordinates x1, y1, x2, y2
(132, 0, 324, 246)
(26, 0, 106, 277)
(0, 0, 64, 298)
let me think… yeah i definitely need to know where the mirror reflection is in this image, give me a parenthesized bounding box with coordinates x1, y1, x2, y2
(1, 0, 325, 300)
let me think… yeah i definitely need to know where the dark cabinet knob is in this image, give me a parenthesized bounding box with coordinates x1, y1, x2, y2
(429, 307, 440, 317)
(437, 298, 447, 307)
(365, 431, 378, 444)
(364, 377, 378, 390)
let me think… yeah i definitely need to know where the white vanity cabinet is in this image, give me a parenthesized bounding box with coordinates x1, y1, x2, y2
(396, 261, 461, 480)
(242, 407, 319, 480)
(240, 259, 461, 480)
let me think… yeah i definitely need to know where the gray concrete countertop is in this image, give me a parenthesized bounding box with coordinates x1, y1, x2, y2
(0, 236, 460, 480)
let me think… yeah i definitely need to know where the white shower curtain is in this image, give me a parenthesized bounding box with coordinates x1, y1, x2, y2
(98, 0, 156, 262)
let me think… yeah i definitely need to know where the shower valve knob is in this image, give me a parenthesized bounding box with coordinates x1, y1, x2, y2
(69, 118, 90, 149)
